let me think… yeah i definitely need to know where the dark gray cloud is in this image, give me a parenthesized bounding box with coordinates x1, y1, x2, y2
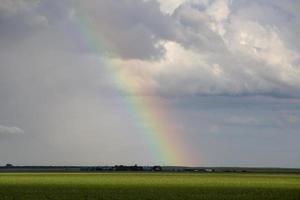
(0, 0, 47, 42)
(71, 0, 175, 60)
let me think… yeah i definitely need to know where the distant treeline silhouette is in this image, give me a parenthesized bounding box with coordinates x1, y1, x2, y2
(0, 164, 163, 172)
(1, 164, 300, 173)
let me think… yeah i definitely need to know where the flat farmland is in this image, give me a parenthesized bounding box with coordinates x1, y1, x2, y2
(0, 173, 299, 200)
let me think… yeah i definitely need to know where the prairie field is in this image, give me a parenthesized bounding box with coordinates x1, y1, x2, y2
(0, 173, 299, 200)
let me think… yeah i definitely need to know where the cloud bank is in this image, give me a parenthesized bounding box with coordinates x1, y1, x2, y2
(2, 0, 300, 97)
(113, 0, 300, 97)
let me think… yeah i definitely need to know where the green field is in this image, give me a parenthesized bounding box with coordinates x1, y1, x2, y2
(0, 173, 299, 200)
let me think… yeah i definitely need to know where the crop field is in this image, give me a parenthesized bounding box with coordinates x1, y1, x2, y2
(0, 173, 299, 200)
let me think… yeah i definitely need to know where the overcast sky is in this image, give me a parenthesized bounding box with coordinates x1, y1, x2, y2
(0, 0, 300, 167)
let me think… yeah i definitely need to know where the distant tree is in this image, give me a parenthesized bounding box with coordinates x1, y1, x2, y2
(5, 163, 13, 168)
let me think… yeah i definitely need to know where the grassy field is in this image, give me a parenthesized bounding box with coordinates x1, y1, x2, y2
(0, 173, 299, 200)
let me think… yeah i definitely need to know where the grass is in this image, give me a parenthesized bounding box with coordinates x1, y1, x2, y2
(0, 173, 299, 200)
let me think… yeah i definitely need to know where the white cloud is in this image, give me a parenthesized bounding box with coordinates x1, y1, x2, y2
(0, 125, 24, 135)
(206, 0, 231, 36)
(157, 0, 186, 14)
(227, 19, 300, 78)
(111, 0, 300, 97)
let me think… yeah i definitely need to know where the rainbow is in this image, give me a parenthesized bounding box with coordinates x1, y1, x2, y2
(71, 3, 194, 166)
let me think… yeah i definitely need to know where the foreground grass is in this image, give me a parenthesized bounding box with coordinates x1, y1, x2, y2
(0, 173, 299, 200)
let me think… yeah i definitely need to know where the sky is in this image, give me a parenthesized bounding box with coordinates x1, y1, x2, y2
(0, 0, 300, 167)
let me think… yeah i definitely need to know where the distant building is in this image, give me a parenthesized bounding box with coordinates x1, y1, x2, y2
(204, 169, 214, 172)
(152, 166, 162, 172)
